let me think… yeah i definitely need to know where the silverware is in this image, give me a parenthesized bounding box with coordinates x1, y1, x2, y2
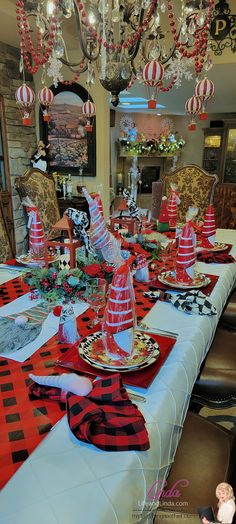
(126, 390, 146, 403)
(136, 324, 178, 340)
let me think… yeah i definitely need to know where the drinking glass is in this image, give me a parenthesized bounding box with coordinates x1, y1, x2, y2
(86, 278, 107, 327)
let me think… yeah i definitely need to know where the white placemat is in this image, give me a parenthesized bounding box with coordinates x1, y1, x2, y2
(0, 293, 88, 362)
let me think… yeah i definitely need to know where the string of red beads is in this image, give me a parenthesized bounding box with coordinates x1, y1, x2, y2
(166, 0, 214, 75)
(61, 62, 86, 85)
(160, 74, 177, 92)
(15, 0, 59, 75)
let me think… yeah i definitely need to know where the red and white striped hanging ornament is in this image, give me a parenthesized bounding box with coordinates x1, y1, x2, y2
(195, 78, 214, 120)
(142, 60, 164, 109)
(82, 100, 96, 132)
(38, 86, 54, 122)
(185, 95, 202, 131)
(15, 83, 35, 125)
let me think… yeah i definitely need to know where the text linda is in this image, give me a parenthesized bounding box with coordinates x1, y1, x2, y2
(147, 479, 189, 501)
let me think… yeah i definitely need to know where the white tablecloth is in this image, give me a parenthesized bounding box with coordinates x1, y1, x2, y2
(0, 229, 236, 524)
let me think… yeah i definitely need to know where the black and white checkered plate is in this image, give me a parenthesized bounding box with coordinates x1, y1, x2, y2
(78, 331, 160, 372)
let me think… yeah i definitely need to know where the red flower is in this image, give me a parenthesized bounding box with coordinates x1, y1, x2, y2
(83, 263, 104, 278)
(53, 305, 62, 317)
(101, 262, 114, 274)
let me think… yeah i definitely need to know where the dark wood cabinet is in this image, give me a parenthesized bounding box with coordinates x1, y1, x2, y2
(202, 128, 224, 177)
(203, 122, 236, 184)
(203, 122, 236, 228)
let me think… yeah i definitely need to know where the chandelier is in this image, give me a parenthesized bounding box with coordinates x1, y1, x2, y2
(15, 0, 215, 114)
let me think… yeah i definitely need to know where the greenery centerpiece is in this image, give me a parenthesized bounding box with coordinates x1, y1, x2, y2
(23, 260, 114, 303)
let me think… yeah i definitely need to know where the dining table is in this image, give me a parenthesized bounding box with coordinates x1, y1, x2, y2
(0, 228, 236, 524)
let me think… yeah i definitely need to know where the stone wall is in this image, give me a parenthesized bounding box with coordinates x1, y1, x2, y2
(0, 42, 37, 254)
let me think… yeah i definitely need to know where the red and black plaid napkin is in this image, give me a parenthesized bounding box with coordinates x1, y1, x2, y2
(197, 251, 235, 264)
(29, 374, 150, 452)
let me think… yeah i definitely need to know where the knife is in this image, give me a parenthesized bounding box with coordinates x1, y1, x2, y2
(136, 324, 178, 339)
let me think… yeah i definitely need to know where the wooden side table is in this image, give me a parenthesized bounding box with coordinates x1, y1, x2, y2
(57, 196, 89, 217)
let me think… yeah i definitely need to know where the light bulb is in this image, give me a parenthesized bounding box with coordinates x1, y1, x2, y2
(46, 0, 55, 17)
(88, 11, 96, 26)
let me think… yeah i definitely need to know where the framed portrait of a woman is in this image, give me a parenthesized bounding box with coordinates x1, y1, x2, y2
(41, 83, 96, 176)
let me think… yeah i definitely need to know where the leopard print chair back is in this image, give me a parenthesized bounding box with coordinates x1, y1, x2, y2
(0, 201, 13, 262)
(162, 164, 218, 223)
(15, 168, 60, 237)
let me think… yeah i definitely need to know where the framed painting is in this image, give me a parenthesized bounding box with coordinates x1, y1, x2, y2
(41, 83, 96, 176)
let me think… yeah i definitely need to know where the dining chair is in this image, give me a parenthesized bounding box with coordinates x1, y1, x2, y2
(152, 164, 219, 222)
(15, 167, 60, 237)
(213, 183, 236, 229)
(219, 288, 236, 331)
(154, 411, 236, 524)
(191, 326, 236, 410)
(0, 200, 14, 262)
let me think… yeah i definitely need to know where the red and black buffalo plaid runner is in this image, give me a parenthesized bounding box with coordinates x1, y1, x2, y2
(0, 275, 158, 487)
(30, 374, 150, 451)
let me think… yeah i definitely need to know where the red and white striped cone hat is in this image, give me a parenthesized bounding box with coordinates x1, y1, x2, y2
(83, 188, 110, 250)
(158, 196, 169, 223)
(26, 205, 45, 259)
(175, 222, 196, 283)
(103, 260, 135, 357)
(201, 204, 216, 248)
(168, 192, 177, 228)
(92, 193, 104, 218)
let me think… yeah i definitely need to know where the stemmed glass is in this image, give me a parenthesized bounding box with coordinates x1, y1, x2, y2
(86, 278, 107, 328)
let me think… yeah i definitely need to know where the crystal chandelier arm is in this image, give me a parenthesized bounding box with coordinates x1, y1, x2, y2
(60, 56, 87, 69)
(160, 9, 206, 65)
(73, 0, 101, 61)
(127, 8, 145, 62)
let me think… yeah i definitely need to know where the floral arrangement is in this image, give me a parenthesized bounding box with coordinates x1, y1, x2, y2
(23, 262, 114, 303)
(119, 135, 185, 155)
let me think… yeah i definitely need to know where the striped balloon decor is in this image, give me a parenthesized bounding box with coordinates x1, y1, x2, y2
(185, 95, 202, 130)
(15, 83, 35, 125)
(185, 95, 202, 116)
(15, 83, 35, 106)
(195, 78, 214, 101)
(142, 60, 164, 87)
(82, 100, 96, 117)
(38, 86, 54, 106)
(38, 86, 54, 122)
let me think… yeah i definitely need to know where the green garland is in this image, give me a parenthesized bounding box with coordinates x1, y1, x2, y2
(120, 137, 185, 155)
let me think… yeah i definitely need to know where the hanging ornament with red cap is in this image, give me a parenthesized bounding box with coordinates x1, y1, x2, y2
(38, 86, 54, 122)
(82, 100, 96, 132)
(194, 78, 215, 121)
(185, 95, 202, 131)
(15, 83, 35, 126)
(142, 60, 164, 109)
